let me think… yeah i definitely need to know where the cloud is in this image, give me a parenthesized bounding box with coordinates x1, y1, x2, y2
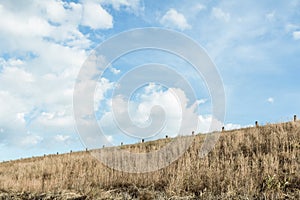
(285, 23, 299, 32)
(110, 67, 121, 75)
(0, 91, 27, 126)
(94, 78, 115, 111)
(1, 66, 34, 84)
(267, 97, 274, 103)
(0, 0, 105, 52)
(265, 10, 275, 21)
(34, 111, 74, 127)
(0, 11, 53, 37)
(212, 7, 230, 22)
(293, 31, 300, 40)
(97, 85, 192, 144)
(81, 1, 113, 29)
(94, 83, 222, 148)
(224, 123, 253, 131)
(197, 115, 216, 133)
(160, 9, 191, 30)
(20, 134, 43, 147)
(197, 99, 207, 105)
(100, 0, 143, 14)
(224, 123, 241, 130)
(105, 135, 113, 143)
(43, 0, 67, 24)
(0, 1, 83, 46)
(54, 134, 70, 142)
(194, 3, 206, 12)
(0, 0, 94, 151)
(6, 58, 24, 66)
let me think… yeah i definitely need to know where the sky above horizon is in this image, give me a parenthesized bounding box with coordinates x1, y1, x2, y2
(0, 0, 300, 161)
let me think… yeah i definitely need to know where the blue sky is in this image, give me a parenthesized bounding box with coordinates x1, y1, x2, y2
(0, 0, 300, 161)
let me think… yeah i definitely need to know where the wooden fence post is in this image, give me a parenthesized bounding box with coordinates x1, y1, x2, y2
(294, 115, 297, 122)
(255, 121, 258, 127)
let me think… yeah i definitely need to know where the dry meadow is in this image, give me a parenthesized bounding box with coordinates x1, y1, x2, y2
(0, 121, 299, 199)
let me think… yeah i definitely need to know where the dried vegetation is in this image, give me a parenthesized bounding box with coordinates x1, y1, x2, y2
(0, 121, 299, 199)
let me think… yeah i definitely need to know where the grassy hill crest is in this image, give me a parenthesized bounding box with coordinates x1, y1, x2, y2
(0, 120, 299, 199)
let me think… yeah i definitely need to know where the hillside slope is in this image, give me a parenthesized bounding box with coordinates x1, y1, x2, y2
(0, 121, 299, 199)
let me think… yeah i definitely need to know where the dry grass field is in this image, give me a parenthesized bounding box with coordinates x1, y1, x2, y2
(0, 120, 299, 199)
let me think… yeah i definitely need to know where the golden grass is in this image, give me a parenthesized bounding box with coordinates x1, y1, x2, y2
(0, 121, 299, 199)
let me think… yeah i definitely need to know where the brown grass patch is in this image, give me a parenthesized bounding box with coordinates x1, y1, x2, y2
(0, 121, 299, 199)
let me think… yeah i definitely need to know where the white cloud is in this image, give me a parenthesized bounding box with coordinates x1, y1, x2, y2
(193, 3, 206, 12)
(223, 123, 253, 131)
(160, 9, 191, 30)
(212, 7, 230, 22)
(54, 134, 70, 142)
(0, 12, 53, 37)
(98, 86, 183, 141)
(0, 0, 94, 151)
(224, 123, 241, 130)
(20, 134, 43, 147)
(34, 111, 74, 128)
(197, 115, 214, 133)
(98, 81, 241, 137)
(1, 66, 34, 83)
(44, 0, 67, 24)
(0, 91, 27, 126)
(100, 0, 143, 14)
(132, 86, 183, 131)
(94, 78, 115, 111)
(196, 117, 252, 133)
(16, 113, 26, 123)
(105, 135, 113, 143)
(293, 31, 300, 40)
(285, 23, 299, 32)
(7, 58, 24, 66)
(41, 112, 55, 120)
(81, 1, 113, 29)
(110, 67, 121, 75)
(196, 99, 207, 105)
(97, 84, 214, 146)
(266, 11, 275, 21)
(0, 1, 90, 51)
(267, 97, 274, 103)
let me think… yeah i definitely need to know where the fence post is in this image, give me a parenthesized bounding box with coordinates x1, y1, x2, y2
(255, 121, 258, 127)
(192, 131, 194, 135)
(294, 115, 297, 122)
(121, 142, 123, 146)
(142, 139, 144, 143)
(222, 126, 225, 132)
